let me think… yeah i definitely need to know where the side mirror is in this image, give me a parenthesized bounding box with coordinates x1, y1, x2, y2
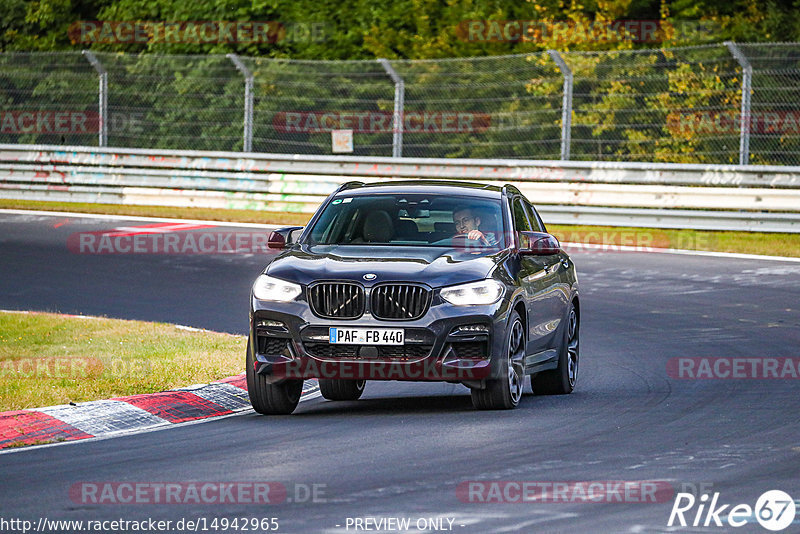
(267, 226, 304, 250)
(518, 231, 560, 255)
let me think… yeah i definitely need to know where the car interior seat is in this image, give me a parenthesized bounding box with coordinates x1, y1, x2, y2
(395, 219, 422, 241)
(361, 210, 395, 243)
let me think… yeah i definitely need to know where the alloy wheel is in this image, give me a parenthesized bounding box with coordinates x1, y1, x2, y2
(508, 319, 525, 404)
(567, 307, 579, 388)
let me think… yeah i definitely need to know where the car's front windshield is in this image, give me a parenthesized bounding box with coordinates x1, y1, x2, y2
(305, 193, 506, 249)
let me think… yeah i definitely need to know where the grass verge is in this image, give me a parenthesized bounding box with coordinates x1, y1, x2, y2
(2, 199, 799, 258)
(0, 311, 245, 412)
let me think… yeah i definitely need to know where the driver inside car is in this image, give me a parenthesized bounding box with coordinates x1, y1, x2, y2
(453, 206, 497, 246)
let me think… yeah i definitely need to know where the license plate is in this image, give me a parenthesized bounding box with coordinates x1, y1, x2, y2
(329, 328, 404, 345)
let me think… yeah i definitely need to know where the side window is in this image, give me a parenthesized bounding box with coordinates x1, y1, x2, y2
(524, 200, 545, 232)
(512, 198, 532, 232)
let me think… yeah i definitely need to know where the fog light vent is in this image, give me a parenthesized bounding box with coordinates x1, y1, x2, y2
(257, 320, 285, 328)
(452, 324, 489, 335)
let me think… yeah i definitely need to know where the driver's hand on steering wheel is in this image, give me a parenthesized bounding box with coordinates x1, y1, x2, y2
(467, 230, 489, 244)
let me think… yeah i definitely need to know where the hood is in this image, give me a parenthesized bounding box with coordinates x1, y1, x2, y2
(266, 245, 506, 288)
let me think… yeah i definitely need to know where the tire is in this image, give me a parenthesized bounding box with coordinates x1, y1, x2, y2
(471, 310, 525, 410)
(246, 340, 303, 415)
(319, 379, 366, 401)
(532, 301, 579, 395)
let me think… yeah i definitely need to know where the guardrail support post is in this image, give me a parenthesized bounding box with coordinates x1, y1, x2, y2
(725, 41, 752, 166)
(82, 51, 107, 147)
(378, 59, 405, 158)
(227, 54, 254, 153)
(548, 50, 573, 161)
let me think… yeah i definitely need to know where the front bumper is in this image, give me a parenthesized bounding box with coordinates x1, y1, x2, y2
(249, 295, 511, 384)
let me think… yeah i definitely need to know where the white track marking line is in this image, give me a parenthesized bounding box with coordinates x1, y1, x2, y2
(561, 241, 800, 263)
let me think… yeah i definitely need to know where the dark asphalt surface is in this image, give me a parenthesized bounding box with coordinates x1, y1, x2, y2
(1, 211, 799, 533)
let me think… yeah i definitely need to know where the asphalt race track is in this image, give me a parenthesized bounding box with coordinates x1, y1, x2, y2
(1, 211, 799, 533)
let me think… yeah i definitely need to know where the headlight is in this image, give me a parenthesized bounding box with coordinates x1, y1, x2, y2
(440, 279, 504, 306)
(252, 274, 301, 302)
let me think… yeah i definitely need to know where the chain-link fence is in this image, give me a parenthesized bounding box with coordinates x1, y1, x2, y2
(1, 43, 799, 164)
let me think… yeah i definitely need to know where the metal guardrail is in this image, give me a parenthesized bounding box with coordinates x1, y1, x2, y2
(2, 144, 800, 233)
(539, 206, 800, 233)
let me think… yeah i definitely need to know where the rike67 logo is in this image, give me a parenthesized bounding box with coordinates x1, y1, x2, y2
(668, 490, 796, 531)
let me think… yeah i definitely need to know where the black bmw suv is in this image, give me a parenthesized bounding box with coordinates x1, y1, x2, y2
(247, 181, 579, 414)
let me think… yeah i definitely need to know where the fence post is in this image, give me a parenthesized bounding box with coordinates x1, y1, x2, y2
(227, 54, 254, 153)
(82, 51, 107, 147)
(725, 41, 752, 166)
(378, 59, 405, 158)
(548, 50, 573, 161)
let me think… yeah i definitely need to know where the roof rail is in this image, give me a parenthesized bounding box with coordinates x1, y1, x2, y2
(334, 181, 364, 193)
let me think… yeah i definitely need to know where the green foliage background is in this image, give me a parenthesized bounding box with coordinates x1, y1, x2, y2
(4, 0, 800, 57)
(1, 1, 799, 164)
